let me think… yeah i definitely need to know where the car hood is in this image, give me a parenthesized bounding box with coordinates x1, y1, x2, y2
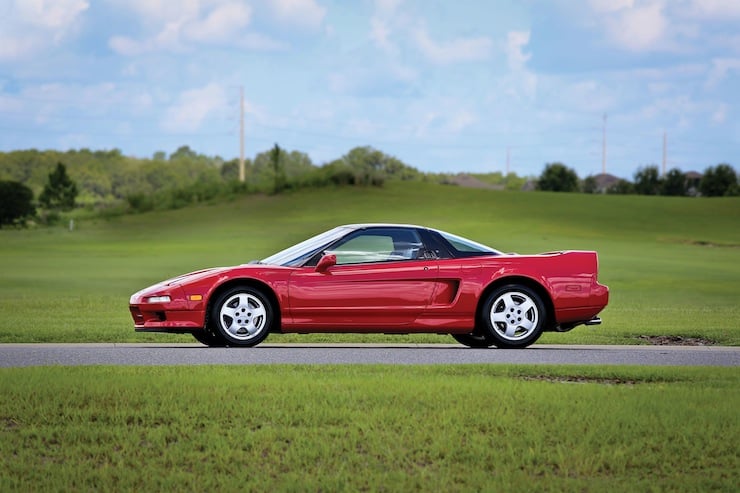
(163, 263, 285, 286)
(164, 267, 232, 286)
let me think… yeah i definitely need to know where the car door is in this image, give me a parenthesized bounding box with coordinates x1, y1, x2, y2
(286, 227, 440, 329)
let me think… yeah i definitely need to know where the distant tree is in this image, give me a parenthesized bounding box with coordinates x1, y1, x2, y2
(270, 143, 286, 194)
(39, 162, 78, 210)
(343, 146, 386, 186)
(0, 180, 35, 227)
(582, 175, 598, 194)
(220, 160, 240, 181)
(170, 145, 198, 161)
(320, 159, 356, 186)
(283, 150, 315, 180)
(499, 172, 526, 191)
(661, 168, 687, 196)
(537, 162, 579, 192)
(607, 179, 635, 195)
(700, 164, 738, 197)
(337, 146, 418, 185)
(633, 165, 661, 195)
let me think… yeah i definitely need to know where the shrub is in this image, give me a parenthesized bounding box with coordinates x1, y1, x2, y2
(700, 164, 737, 197)
(0, 180, 35, 227)
(537, 163, 579, 192)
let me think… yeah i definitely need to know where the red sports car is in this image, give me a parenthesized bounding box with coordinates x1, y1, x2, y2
(129, 224, 608, 348)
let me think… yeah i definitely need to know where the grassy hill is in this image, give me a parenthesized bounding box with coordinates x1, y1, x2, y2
(1, 181, 738, 344)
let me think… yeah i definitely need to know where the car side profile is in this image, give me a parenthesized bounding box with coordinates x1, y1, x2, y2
(129, 224, 609, 348)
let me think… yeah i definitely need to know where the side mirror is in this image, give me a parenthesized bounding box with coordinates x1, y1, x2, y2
(315, 254, 337, 273)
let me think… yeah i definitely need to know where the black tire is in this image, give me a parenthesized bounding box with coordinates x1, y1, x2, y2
(191, 328, 227, 347)
(479, 284, 546, 349)
(208, 285, 274, 347)
(451, 332, 495, 348)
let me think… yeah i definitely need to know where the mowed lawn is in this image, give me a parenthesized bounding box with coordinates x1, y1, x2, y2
(1, 365, 737, 492)
(0, 181, 738, 344)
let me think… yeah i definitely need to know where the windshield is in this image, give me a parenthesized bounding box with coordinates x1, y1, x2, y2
(260, 226, 352, 267)
(435, 229, 502, 255)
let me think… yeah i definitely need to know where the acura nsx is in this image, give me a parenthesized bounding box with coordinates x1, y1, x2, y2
(129, 224, 609, 348)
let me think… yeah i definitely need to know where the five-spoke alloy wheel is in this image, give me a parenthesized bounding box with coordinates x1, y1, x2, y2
(209, 285, 274, 347)
(480, 284, 546, 348)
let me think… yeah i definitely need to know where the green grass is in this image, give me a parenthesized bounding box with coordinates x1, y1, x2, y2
(1, 365, 737, 492)
(1, 182, 739, 344)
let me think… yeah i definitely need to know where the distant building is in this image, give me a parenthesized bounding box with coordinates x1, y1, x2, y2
(592, 173, 620, 193)
(685, 171, 702, 196)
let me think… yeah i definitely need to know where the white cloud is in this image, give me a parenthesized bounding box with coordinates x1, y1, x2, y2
(161, 83, 228, 133)
(413, 24, 492, 64)
(108, 0, 287, 55)
(588, 0, 635, 14)
(108, 36, 146, 57)
(268, 0, 326, 29)
(0, 0, 89, 60)
(412, 111, 437, 138)
(603, 1, 668, 51)
(446, 109, 476, 133)
(686, 0, 740, 19)
(374, 0, 403, 13)
(17, 0, 89, 30)
(188, 2, 252, 42)
(584, 0, 740, 53)
(705, 58, 740, 89)
(240, 32, 289, 51)
(105, 0, 199, 24)
(506, 31, 531, 70)
(368, 0, 411, 63)
(712, 103, 727, 124)
(497, 30, 537, 103)
(0, 36, 41, 61)
(370, 17, 394, 53)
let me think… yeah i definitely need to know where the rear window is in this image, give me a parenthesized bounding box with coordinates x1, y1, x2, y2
(437, 230, 501, 255)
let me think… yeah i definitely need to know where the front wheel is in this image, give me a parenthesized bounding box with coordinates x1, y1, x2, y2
(480, 284, 546, 349)
(451, 332, 495, 348)
(208, 285, 274, 347)
(191, 328, 226, 347)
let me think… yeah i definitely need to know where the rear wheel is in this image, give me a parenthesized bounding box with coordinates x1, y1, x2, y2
(451, 332, 495, 348)
(209, 285, 274, 347)
(480, 284, 546, 349)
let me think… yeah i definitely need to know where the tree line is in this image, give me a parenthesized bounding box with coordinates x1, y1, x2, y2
(0, 145, 424, 226)
(537, 162, 738, 197)
(0, 144, 737, 227)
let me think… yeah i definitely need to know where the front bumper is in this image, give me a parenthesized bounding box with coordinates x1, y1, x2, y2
(129, 284, 206, 330)
(129, 305, 206, 331)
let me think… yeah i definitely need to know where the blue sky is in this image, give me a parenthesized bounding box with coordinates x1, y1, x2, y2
(0, 0, 738, 178)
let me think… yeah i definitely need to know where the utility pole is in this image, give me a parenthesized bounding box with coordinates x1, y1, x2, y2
(602, 113, 607, 175)
(662, 131, 667, 177)
(506, 146, 510, 175)
(239, 86, 245, 183)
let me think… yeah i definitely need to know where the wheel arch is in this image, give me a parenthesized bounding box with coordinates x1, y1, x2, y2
(205, 278, 282, 333)
(476, 276, 555, 331)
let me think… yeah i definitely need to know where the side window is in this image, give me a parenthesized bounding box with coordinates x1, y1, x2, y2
(327, 229, 423, 265)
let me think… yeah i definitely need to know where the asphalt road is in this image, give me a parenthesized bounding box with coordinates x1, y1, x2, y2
(1, 343, 738, 367)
